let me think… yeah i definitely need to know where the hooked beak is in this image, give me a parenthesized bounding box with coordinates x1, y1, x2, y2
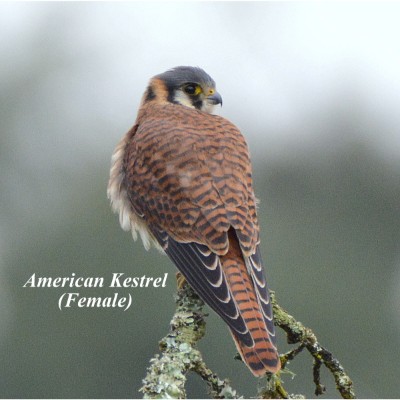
(207, 91, 223, 106)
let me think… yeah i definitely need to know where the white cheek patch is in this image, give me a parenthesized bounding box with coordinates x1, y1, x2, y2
(201, 101, 216, 114)
(173, 91, 197, 109)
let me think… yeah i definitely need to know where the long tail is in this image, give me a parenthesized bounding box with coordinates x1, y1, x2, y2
(221, 230, 280, 376)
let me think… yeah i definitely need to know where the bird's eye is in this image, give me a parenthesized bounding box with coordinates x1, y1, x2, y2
(184, 84, 201, 95)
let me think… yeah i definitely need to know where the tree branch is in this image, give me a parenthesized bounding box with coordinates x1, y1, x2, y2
(140, 285, 356, 399)
(140, 283, 238, 399)
(270, 291, 356, 399)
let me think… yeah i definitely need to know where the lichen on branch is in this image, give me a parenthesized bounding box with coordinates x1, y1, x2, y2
(270, 292, 356, 399)
(140, 283, 238, 399)
(140, 284, 356, 399)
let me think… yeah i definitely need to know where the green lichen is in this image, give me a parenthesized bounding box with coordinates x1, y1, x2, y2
(141, 285, 355, 399)
(140, 283, 239, 399)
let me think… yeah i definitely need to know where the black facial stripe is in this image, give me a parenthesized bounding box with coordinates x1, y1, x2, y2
(144, 86, 156, 102)
(166, 82, 177, 104)
(193, 98, 203, 110)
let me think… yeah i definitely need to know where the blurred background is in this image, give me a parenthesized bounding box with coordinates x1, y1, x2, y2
(1, 2, 400, 398)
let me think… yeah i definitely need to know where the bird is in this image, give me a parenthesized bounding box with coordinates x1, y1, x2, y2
(107, 66, 281, 376)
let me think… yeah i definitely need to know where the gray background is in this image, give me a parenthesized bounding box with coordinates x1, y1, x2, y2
(1, 2, 400, 398)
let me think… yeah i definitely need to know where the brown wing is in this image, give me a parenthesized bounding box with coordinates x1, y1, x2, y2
(123, 102, 258, 255)
(122, 102, 280, 375)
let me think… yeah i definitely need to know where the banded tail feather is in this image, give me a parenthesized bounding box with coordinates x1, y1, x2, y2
(152, 225, 280, 376)
(223, 229, 280, 376)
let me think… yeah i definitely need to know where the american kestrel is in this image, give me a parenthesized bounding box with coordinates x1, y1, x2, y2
(107, 66, 280, 376)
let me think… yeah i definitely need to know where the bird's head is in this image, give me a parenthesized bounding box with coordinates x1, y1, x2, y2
(143, 66, 223, 114)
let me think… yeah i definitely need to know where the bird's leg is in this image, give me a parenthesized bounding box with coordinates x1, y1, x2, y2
(176, 271, 188, 290)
